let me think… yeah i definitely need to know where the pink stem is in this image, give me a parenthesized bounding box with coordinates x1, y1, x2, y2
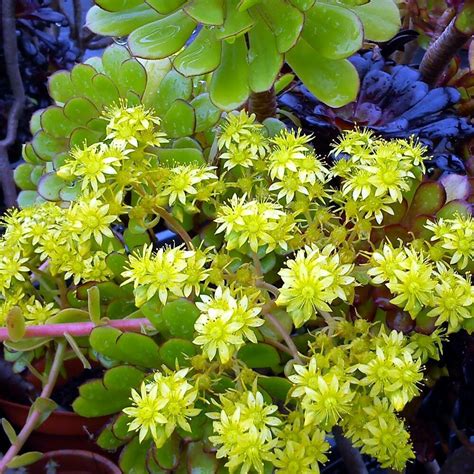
(0, 342, 66, 472)
(0, 318, 153, 342)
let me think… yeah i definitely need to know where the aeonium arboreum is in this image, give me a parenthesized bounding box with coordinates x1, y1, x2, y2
(86, 0, 401, 110)
(0, 110, 472, 472)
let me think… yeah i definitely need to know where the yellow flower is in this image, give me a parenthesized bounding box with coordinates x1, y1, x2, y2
(218, 110, 261, 150)
(0, 246, 29, 293)
(124, 368, 200, 447)
(24, 299, 58, 325)
(122, 244, 189, 307)
(69, 197, 116, 245)
(388, 248, 436, 318)
(103, 102, 168, 149)
(427, 265, 472, 332)
(58, 143, 125, 191)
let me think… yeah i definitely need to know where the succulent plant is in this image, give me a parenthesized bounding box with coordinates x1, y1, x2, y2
(278, 50, 474, 158)
(14, 44, 222, 209)
(85, 0, 401, 110)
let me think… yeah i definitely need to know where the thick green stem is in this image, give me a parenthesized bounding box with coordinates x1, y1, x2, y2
(419, 18, 470, 86)
(248, 87, 277, 122)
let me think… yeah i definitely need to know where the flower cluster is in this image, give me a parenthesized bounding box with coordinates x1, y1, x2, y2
(122, 244, 209, 307)
(123, 368, 200, 447)
(194, 286, 264, 363)
(208, 390, 281, 473)
(276, 244, 356, 327)
(288, 320, 431, 470)
(369, 239, 473, 331)
(332, 132, 427, 224)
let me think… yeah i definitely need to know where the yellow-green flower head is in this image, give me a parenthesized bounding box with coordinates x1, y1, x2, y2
(298, 373, 354, 430)
(103, 102, 168, 149)
(218, 110, 262, 150)
(407, 330, 443, 364)
(426, 214, 474, 270)
(215, 196, 288, 254)
(160, 164, 217, 206)
(357, 345, 422, 411)
(427, 263, 473, 332)
(267, 129, 312, 181)
(388, 247, 436, 318)
(123, 368, 200, 447)
(367, 242, 406, 285)
(122, 244, 192, 307)
(194, 286, 263, 363)
(208, 390, 280, 474)
(276, 244, 355, 327)
(24, 298, 58, 325)
(356, 397, 415, 470)
(220, 144, 259, 171)
(272, 424, 329, 474)
(68, 197, 117, 245)
(58, 143, 127, 192)
(0, 244, 29, 295)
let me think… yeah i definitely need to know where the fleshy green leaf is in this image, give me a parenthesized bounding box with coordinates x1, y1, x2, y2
(128, 10, 196, 59)
(350, 0, 401, 42)
(63, 97, 98, 125)
(162, 99, 196, 137)
(302, 3, 363, 60)
(216, 0, 254, 39)
(191, 93, 222, 132)
(6, 307, 25, 342)
(237, 343, 280, 368)
(73, 366, 144, 417)
(86, 4, 162, 36)
(2, 418, 17, 444)
(258, 0, 304, 53)
(159, 338, 197, 368)
(14, 163, 35, 190)
(174, 28, 221, 76)
(17, 190, 41, 209)
(248, 13, 283, 92)
(162, 299, 200, 340)
(102, 44, 131, 84)
(258, 376, 292, 401)
(96, 0, 144, 11)
(184, 0, 224, 25)
(210, 35, 249, 110)
(286, 37, 359, 107)
(32, 131, 68, 161)
(48, 71, 74, 104)
(152, 70, 193, 116)
(120, 436, 150, 474)
(40, 106, 78, 138)
(154, 433, 180, 470)
(7, 452, 43, 469)
(90, 327, 161, 367)
(156, 147, 205, 166)
(37, 172, 67, 201)
(147, 0, 186, 14)
(119, 58, 147, 97)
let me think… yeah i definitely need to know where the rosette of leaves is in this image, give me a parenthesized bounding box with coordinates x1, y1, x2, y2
(85, 0, 401, 110)
(279, 50, 474, 157)
(14, 44, 222, 208)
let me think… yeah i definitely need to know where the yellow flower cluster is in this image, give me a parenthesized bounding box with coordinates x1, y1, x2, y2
(208, 390, 280, 473)
(332, 131, 427, 224)
(369, 238, 473, 331)
(215, 195, 295, 254)
(123, 368, 200, 447)
(276, 244, 356, 327)
(288, 320, 431, 470)
(194, 286, 263, 363)
(122, 244, 209, 307)
(425, 214, 474, 270)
